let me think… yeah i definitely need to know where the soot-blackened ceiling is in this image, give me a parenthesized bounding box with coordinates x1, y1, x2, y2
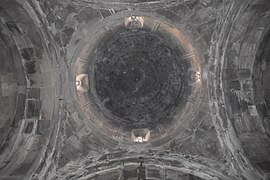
(0, 0, 270, 180)
(93, 29, 188, 128)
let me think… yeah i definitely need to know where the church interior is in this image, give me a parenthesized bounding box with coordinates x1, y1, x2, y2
(0, 0, 270, 179)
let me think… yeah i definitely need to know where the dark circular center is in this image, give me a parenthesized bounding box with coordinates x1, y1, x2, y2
(91, 29, 188, 127)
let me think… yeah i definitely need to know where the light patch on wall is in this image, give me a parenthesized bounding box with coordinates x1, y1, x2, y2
(131, 128, 150, 143)
(76, 74, 89, 92)
(125, 16, 144, 29)
(248, 105, 259, 116)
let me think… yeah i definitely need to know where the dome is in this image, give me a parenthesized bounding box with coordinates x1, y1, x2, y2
(74, 13, 204, 145)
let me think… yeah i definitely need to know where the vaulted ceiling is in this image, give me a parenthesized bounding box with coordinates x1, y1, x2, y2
(0, 0, 269, 179)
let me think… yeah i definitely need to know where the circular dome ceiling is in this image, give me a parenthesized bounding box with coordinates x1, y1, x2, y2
(92, 28, 188, 129)
(73, 12, 204, 145)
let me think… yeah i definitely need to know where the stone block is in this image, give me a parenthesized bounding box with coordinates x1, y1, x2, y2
(155, 8, 167, 16)
(21, 48, 35, 61)
(74, 7, 100, 23)
(13, 93, 26, 126)
(123, 165, 137, 179)
(25, 61, 41, 74)
(165, 169, 190, 180)
(165, 10, 183, 24)
(95, 170, 122, 180)
(170, 4, 188, 17)
(5, 21, 22, 34)
(263, 71, 270, 89)
(99, 9, 111, 18)
(238, 69, 251, 80)
(227, 80, 241, 90)
(146, 166, 162, 179)
(11, 163, 32, 176)
(24, 121, 34, 134)
(250, 2, 270, 13)
(256, 102, 269, 118)
(13, 35, 33, 49)
(224, 69, 237, 80)
(227, 92, 241, 115)
(1, 82, 17, 97)
(37, 120, 51, 136)
(27, 88, 40, 99)
(26, 99, 42, 118)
